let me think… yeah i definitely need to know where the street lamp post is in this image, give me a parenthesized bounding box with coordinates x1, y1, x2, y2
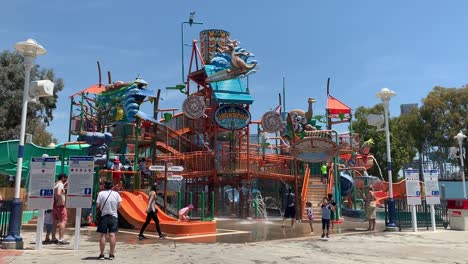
(454, 131, 467, 199)
(376, 87, 397, 229)
(181, 12, 203, 82)
(3, 39, 47, 249)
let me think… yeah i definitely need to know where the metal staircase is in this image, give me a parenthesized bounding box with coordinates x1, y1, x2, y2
(303, 175, 328, 220)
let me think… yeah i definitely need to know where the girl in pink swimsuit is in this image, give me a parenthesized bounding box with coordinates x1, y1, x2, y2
(179, 204, 194, 221)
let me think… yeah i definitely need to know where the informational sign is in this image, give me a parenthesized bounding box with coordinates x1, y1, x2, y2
(405, 169, 422, 205)
(451, 211, 462, 217)
(168, 175, 184, 180)
(149, 165, 184, 172)
(66, 156, 94, 208)
(214, 104, 251, 130)
(423, 169, 440, 205)
(149, 165, 165, 171)
(27, 157, 57, 209)
(168, 166, 184, 172)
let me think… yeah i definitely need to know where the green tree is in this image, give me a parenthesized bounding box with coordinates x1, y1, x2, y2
(0, 50, 64, 145)
(419, 86, 467, 175)
(352, 105, 417, 181)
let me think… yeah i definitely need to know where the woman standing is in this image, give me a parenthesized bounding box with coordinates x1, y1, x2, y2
(365, 186, 377, 231)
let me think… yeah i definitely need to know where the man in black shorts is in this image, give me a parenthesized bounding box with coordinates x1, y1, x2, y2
(96, 181, 122, 260)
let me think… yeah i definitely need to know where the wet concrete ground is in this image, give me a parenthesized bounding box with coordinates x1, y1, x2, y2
(8, 218, 463, 264)
(44, 216, 378, 246)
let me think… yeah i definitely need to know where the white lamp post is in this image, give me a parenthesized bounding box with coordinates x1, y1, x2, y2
(376, 87, 397, 229)
(454, 131, 467, 199)
(3, 39, 47, 249)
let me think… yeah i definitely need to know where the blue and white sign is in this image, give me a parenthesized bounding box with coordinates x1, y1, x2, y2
(66, 156, 95, 208)
(423, 169, 440, 205)
(214, 104, 251, 130)
(405, 169, 422, 205)
(27, 157, 57, 209)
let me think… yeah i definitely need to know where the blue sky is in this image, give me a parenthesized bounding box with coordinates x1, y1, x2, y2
(1, 1, 467, 143)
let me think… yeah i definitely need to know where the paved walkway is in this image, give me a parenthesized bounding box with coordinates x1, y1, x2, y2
(2, 220, 467, 263)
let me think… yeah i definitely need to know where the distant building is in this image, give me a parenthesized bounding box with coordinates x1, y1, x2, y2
(400, 103, 418, 115)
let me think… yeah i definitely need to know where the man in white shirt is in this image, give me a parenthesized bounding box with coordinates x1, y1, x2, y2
(96, 181, 122, 260)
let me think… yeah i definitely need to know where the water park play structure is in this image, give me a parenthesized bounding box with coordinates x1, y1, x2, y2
(0, 28, 423, 236)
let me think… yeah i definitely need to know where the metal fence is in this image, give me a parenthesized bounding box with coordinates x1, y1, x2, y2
(384, 199, 449, 231)
(0, 200, 13, 240)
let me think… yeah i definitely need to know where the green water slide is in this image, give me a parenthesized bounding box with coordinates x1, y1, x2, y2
(0, 140, 89, 180)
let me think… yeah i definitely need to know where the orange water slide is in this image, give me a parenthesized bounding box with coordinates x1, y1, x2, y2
(372, 179, 425, 205)
(118, 191, 216, 235)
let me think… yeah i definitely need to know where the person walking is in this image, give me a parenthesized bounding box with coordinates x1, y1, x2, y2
(364, 186, 377, 231)
(137, 183, 167, 240)
(281, 188, 296, 228)
(51, 173, 69, 245)
(96, 181, 122, 260)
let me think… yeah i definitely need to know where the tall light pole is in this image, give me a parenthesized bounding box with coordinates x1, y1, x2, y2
(454, 131, 467, 199)
(376, 87, 397, 229)
(181, 12, 203, 82)
(3, 39, 47, 249)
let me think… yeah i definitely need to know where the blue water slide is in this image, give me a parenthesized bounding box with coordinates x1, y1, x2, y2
(340, 172, 354, 197)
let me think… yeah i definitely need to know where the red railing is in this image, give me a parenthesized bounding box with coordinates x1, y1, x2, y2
(300, 164, 311, 219)
(327, 164, 335, 195)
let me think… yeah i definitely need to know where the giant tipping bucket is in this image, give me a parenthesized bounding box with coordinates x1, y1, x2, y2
(200, 29, 230, 64)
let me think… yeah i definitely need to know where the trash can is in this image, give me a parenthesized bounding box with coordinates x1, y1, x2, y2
(447, 199, 468, 230)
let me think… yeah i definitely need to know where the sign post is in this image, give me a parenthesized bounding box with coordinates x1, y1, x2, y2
(149, 164, 184, 212)
(405, 169, 422, 232)
(66, 156, 94, 250)
(27, 157, 56, 250)
(423, 169, 440, 231)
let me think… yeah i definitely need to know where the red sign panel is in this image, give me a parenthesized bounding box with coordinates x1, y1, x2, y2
(451, 211, 462, 217)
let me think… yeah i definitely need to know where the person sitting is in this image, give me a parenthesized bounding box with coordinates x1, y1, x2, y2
(178, 204, 194, 221)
